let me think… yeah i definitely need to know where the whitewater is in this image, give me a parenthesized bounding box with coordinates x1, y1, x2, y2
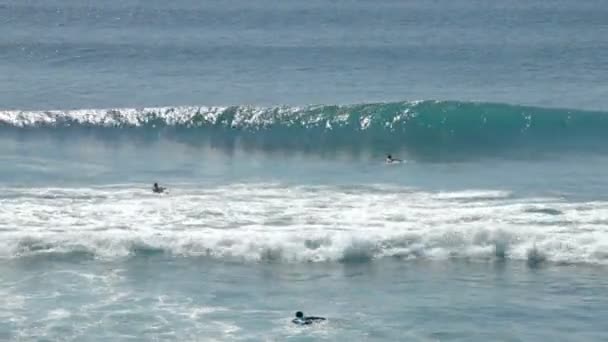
(3, 184, 608, 264)
(3, 0, 608, 340)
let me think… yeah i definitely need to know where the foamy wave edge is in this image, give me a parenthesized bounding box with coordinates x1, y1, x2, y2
(3, 230, 607, 266)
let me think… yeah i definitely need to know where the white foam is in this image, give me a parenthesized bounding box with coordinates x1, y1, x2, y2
(0, 102, 416, 130)
(0, 105, 324, 129)
(1, 184, 607, 264)
(44, 309, 71, 321)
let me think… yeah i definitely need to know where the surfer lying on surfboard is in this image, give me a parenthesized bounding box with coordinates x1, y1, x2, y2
(386, 154, 402, 164)
(292, 311, 326, 325)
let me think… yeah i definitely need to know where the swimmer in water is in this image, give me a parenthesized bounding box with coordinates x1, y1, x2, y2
(152, 182, 165, 194)
(292, 311, 326, 325)
(386, 154, 402, 163)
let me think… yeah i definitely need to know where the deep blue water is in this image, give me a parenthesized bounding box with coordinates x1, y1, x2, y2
(2, 0, 608, 110)
(1, 0, 608, 340)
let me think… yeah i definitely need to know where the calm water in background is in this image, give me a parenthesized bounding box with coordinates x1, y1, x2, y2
(1, 0, 608, 341)
(2, 0, 608, 110)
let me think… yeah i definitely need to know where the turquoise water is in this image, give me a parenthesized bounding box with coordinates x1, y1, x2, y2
(2, 0, 608, 340)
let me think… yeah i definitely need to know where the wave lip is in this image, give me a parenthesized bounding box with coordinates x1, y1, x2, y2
(2, 101, 608, 154)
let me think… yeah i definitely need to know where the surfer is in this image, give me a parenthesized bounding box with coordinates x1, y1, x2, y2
(292, 311, 326, 325)
(152, 182, 165, 194)
(386, 154, 402, 163)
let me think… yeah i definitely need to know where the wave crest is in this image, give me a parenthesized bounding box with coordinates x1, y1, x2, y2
(2, 101, 608, 154)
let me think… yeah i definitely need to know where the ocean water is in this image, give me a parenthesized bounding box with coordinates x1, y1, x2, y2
(2, 0, 608, 341)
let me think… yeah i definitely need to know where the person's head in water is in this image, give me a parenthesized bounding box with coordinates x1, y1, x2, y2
(295, 311, 304, 318)
(387, 154, 393, 160)
(153, 183, 165, 193)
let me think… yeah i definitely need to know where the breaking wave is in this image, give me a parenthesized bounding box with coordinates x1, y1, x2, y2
(1, 184, 607, 265)
(2, 100, 608, 155)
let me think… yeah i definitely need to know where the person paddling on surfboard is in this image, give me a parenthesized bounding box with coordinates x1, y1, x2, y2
(386, 154, 402, 164)
(292, 311, 326, 325)
(152, 182, 166, 194)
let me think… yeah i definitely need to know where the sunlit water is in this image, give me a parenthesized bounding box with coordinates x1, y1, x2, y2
(2, 0, 608, 340)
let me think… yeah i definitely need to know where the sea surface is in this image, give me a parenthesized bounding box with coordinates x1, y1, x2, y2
(1, 0, 608, 341)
